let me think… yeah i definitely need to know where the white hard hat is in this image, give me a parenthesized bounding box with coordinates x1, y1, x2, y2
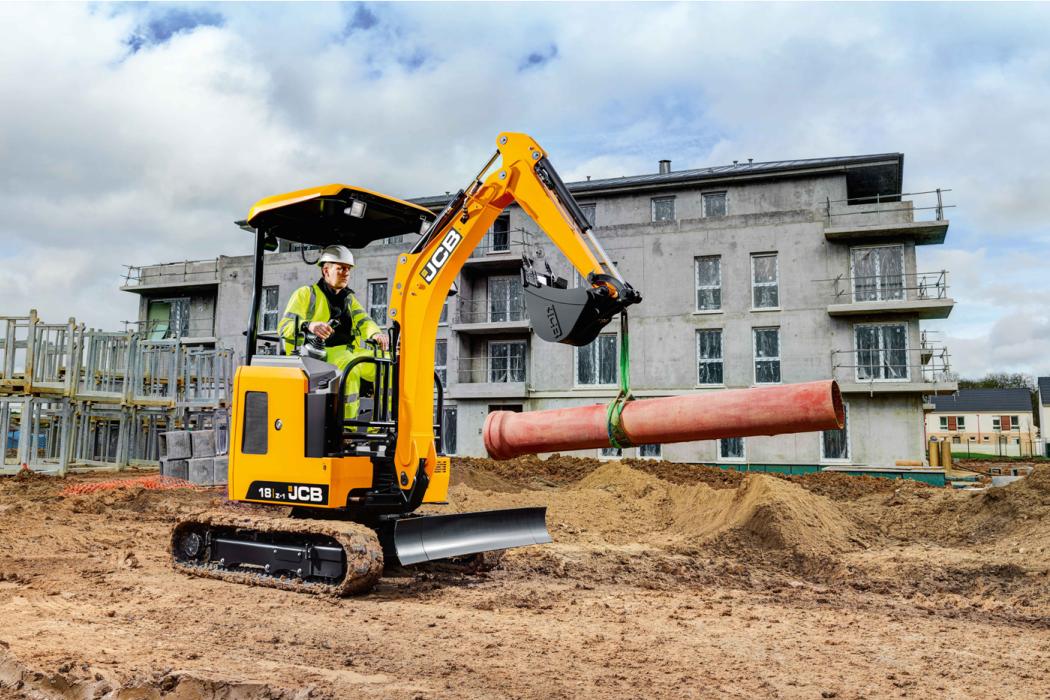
(317, 245, 355, 267)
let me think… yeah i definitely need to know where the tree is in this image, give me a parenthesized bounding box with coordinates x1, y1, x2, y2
(956, 373, 1035, 390)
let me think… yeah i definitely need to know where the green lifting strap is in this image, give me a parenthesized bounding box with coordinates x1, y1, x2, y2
(606, 312, 635, 449)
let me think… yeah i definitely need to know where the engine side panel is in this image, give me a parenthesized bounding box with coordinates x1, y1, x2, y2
(229, 365, 374, 508)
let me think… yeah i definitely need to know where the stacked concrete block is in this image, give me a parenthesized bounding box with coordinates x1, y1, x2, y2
(160, 430, 192, 480)
(212, 455, 229, 486)
(191, 430, 215, 458)
(188, 457, 214, 485)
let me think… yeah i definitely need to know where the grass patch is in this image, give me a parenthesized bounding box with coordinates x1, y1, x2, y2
(951, 453, 1048, 462)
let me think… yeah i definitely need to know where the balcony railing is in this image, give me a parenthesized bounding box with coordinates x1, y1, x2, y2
(825, 188, 954, 224)
(831, 270, 950, 304)
(469, 228, 535, 259)
(455, 298, 527, 325)
(121, 260, 220, 288)
(457, 355, 527, 384)
(831, 345, 953, 386)
(121, 318, 216, 340)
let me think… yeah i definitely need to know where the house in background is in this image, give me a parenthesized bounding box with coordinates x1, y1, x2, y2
(926, 388, 1039, 457)
(1038, 377, 1050, 457)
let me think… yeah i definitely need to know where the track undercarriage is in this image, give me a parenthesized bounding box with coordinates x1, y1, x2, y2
(171, 510, 384, 596)
(171, 505, 550, 596)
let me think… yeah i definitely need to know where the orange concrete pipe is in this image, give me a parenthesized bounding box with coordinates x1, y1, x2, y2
(483, 380, 843, 460)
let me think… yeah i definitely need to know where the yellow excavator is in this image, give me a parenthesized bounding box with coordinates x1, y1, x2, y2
(171, 132, 642, 594)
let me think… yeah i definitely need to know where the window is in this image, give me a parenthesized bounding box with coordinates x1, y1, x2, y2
(579, 203, 596, 228)
(821, 404, 849, 461)
(696, 329, 724, 385)
(753, 327, 781, 384)
(957, 416, 966, 430)
(439, 298, 449, 325)
(434, 340, 447, 387)
(855, 324, 908, 381)
(751, 253, 779, 308)
(147, 297, 190, 340)
(638, 443, 662, 458)
(651, 196, 676, 222)
(952, 436, 960, 444)
(367, 280, 388, 326)
(719, 437, 744, 461)
(383, 234, 404, 245)
(488, 214, 510, 252)
(851, 246, 904, 302)
(601, 446, 623, 458)
(576, 333, 618, 385)
(939, 416, 949, 430)
(441, 406, 457, 455)
(261, 285, 279, 332)
(993, 417, 1001, 431)
(695, 256, 722, 311)
(489, 341, 526, 383)
(488, 276, 524, 322)
(702, 192, 727, 218)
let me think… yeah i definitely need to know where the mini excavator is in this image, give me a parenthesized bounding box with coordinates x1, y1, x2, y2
(171, 132, 642, 594)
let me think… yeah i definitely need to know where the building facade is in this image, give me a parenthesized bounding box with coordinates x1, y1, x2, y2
(122, 152, 956, 467)
(926, 388, 1039, 457)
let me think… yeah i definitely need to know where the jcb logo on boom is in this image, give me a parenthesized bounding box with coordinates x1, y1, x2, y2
(288, 485, 324, 503)
(420, 229, 463, 284)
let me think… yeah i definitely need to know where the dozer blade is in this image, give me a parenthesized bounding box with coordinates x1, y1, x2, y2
(393, 507, 551, 566)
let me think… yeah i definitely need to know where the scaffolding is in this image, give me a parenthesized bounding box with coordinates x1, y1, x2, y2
(0, 310, 233, 476)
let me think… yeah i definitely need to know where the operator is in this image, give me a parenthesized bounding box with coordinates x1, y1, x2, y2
(277, 245, 390, 420)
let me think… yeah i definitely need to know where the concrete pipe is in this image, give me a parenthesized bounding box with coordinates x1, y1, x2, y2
(484, 380, 844, 460)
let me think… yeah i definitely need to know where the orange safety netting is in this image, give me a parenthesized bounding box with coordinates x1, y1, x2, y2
(60, 475, 203, 496)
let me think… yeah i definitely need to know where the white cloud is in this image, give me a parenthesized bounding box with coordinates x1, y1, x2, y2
(2, 2, 1049, 376)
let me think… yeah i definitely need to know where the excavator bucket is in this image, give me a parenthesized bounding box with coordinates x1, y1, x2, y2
(392, 507, 551, 565)
(521, 258, 639, 346)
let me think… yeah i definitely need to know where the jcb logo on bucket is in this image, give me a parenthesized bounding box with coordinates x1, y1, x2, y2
(420, 229, 462, 283)
(248, 481, 328, 505)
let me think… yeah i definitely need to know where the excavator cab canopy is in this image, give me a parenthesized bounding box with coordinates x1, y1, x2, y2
(245, 184, 436, 248)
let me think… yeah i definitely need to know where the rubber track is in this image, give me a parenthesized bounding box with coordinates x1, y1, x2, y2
(171, 510, 384, 596)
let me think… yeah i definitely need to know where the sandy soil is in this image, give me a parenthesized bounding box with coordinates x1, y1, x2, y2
(0, 458, 1048, 699)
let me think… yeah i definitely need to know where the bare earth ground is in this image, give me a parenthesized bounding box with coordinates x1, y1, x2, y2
(0, 457, 1048, 699)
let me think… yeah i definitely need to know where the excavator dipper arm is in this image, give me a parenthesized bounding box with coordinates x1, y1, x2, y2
(388, 132, 642, 494)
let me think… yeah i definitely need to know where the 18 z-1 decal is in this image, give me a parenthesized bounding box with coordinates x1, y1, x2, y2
(420, 228, 463, 283)
(247, 481, 329, 505)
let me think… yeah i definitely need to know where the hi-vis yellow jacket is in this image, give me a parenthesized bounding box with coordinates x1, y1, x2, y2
(277, 283, 382, 357)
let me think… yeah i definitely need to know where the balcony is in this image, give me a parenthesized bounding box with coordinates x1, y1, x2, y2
(831, 343, 957, 395)
(823, 189, 951, 245)
(462, 229, 537, 273)
(120, 260, 220, 294)
(827, 270, 954, 320)
(446, 354, 528, 399)
(450, 298, 531, 335)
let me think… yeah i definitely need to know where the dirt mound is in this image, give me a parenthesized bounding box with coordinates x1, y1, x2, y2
(567, 462, 867, 557)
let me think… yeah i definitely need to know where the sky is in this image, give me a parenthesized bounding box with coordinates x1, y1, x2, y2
(0, 2, 1047, 379)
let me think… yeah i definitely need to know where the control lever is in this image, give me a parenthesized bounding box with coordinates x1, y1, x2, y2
(299, 318, 341, 361)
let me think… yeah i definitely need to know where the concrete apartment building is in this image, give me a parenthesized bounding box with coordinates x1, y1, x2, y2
(122, 152, 956, 468)
(926, 388, 1039, 457)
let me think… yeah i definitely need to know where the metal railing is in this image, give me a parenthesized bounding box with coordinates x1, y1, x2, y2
(825, 188, 954, 224)
(457, 355, 527, 384)
(831, 345, 952, 385)
(122, 318, 215, 340)
(122, 259, 220, 287)
(469, 228, 536, 258)
(455, 297, 527, 324)
(831, 270, 950, 304)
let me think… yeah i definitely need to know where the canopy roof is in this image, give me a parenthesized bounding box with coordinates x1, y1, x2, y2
(246, 184, 436, 248)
